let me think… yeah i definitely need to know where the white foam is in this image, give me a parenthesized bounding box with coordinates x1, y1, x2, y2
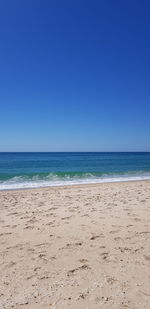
(0, 174, 150, 190)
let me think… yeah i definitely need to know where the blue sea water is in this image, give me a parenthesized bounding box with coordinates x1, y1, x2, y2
(0, 152, 150, 190)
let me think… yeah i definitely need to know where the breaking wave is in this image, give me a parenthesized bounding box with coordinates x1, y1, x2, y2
(0, 171, 150, 190)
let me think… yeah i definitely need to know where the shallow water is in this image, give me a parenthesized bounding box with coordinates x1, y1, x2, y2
(0, 152, 150, 190)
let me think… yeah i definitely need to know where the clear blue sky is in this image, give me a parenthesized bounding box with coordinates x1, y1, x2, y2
(0, 0, 150, 151)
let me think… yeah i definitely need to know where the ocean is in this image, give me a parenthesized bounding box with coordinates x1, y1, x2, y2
(0, 152, 150, 190)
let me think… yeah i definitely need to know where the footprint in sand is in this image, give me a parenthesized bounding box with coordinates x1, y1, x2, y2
(100, 252, 109, 260)
(106, 276, 117, 284)
(90, 235, 100, 240)
(67, 264, 91, 276)
(144, 256, 150, 261)
(79, 258, 88, 263)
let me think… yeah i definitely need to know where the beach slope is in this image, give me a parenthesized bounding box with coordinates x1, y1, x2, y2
(0, 181, 150, 308)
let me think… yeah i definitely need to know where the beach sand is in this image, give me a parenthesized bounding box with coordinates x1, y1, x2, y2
(0, 181, 150, 309)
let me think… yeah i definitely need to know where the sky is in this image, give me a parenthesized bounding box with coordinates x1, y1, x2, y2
(0, 0, 150, 152)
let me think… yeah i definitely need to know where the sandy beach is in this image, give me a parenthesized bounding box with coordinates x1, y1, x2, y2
(0, 180, 150, 309)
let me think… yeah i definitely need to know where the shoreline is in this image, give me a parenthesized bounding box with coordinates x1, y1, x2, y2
(0, 178, 150, 193)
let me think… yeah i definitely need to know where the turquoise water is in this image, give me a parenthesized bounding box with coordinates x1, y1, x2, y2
(0, 152, 150, 190)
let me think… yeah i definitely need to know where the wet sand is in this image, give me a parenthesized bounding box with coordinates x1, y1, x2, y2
(0, 181, 150, 309)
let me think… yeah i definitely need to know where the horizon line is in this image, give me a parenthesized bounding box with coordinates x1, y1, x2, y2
(0, 151, 150, 153)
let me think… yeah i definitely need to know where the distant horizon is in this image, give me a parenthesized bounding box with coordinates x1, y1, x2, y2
(1, 151, 150, 153)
